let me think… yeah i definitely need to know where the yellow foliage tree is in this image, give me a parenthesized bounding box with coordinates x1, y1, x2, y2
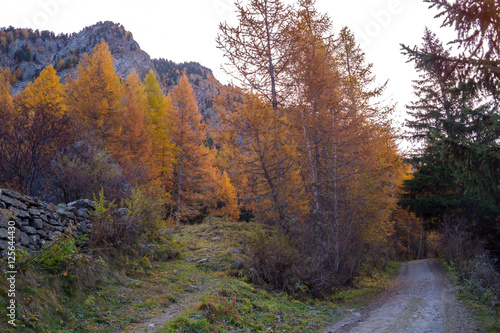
(0, 65, 72, 193)
(116, 70, 153, 184)
(171, 74, 210, 225)
(144, 70, 176, 182)
(0, 67, 14, 116)
(220, 171, 239, 221)
(65, 40, 123, 152)
(17, 65, 65, 115)
(216, 88, 306, 229)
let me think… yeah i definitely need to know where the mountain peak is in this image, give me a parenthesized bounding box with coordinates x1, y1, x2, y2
(0, 21, 156, 93)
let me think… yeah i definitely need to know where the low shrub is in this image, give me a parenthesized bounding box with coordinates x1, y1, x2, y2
(89, 184, 170, 254)
(125, 183, 167, 242)
(47, 142, 128, 203)
(442, 221, 500, 306)
(89, 190, 140, 253)
(245, 228, 309, 295)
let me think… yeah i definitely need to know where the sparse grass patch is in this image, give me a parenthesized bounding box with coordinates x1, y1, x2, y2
(331, 260, 401, 308)
(444, 260, 500, 332)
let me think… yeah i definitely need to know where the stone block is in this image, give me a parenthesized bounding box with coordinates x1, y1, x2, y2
(0, 210, 11, 228)
(30, 218, 44, 229)
(8, 207, 30, 219)
(21, 226, 37, 235)
(2, 196, 27, 210)
(2, 189, 30, 202)
(14, 227, 20, 242)
(29, 208, 41, 216)
(57, 209, 76, 220)
(47, 218, 61, 226)
(29, 234, 40, 245)
(51, 225, 64, 232)
(76, 209, 90, 219)
(12, 217, 22, 228)
(0, 240, 9, 250)
(78, 222, 88, 233)
(19, 232, 29, 246)
(67, 199, 96, 211)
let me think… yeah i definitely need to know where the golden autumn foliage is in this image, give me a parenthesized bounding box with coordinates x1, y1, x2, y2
(0, 65, 72, 193)
(65, 40, 123, 151)
(16, 65, 65, 116)
(0, 0, 427, 295)
(216, 88, 306, 229)
(144, 70, 176, 180)
(116, 70, 153, 184)
(170, 74, 210, 224)
(0, 68, 14, 115)
(219, 171, 239, 221)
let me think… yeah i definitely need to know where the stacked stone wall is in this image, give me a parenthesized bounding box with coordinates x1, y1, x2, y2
(0, 189, 94, 252)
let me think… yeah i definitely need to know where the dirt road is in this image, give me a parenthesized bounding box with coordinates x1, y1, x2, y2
(324, 259, 480, 333)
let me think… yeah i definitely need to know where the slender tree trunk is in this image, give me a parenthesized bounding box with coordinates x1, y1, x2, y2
(394, 218, 399, 259)
(407, 221, 411, 257)
(256, 134, 287, 229)
(169, 165, 176, 220)
(298, 87, 319, 211)
(417, 223, 423, 259)
(176, 151, 183, 226)
(331, 110, 339, 271)
(263, 0, 278, 113)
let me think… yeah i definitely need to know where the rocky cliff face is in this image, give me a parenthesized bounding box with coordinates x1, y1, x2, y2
(0, 21, 159, 93)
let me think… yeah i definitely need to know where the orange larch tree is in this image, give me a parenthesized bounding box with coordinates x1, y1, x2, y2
(170, 74, 210, 225)
(65, 40, 123, 152)
(144, 70, 176, 184)
(117, 70, 153, 184)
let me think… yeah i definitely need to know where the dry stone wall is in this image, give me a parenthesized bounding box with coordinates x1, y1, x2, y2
(0, 189, 94, 253)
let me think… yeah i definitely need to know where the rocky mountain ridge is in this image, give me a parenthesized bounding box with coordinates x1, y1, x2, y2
(0, 21, 219, 122)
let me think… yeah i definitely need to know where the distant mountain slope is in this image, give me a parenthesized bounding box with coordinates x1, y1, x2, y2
(0, 21, 220, 124)
(0, 21, 158, 93)
(153, 58, 219, 124)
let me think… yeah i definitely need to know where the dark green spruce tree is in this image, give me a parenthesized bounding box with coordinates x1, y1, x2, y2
(399, 28, 500, 252)
(420, 0, 500, 201)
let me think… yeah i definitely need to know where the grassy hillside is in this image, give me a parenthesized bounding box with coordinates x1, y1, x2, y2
(0, 219, 400, 332)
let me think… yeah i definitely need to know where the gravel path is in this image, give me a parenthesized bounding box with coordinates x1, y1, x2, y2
(324, 259, 480, 333)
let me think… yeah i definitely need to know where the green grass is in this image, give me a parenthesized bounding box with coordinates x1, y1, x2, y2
(443, 261, 500, 332)
(331, 260, 401, 308)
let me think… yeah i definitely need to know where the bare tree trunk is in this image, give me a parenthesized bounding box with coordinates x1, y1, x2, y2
(417, 223, 423, 259)
(298, 86, 319, 211)
(176, 152, 183, 226)
(263, 0, 278, 113)
(169, 165, 176, 220)
(407, 221, 411, 257)
(331, 109, 339, 271)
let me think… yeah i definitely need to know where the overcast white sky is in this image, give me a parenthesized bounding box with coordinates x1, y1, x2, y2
(0, 0, 457, 151)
